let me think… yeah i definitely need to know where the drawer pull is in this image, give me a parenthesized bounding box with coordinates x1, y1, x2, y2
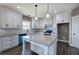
(5, 24, 8, 27)
(73, 33, 76, 35)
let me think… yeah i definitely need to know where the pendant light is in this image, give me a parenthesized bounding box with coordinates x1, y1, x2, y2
(46, 3, 50, 18)
(35, 5, 38, 20)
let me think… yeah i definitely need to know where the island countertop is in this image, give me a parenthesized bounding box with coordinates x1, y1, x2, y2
(23, 32, 56, 46)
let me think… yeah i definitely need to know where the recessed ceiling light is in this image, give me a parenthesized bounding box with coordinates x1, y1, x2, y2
(17, 6, 20, 8)
(55, 10, 57, 13)
(35, 17, 38, 20)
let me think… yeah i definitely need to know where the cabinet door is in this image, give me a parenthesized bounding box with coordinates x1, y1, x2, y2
(17, 14, 22, 28)
(12, 36, 19, 47)
(0, 7, 1, 27)
(13, 12, 22, 28)
(0, 7, 8, 28)
(13, 12, 18, 28)
(0, 6, 22, 29)
(9, 36, 19, 47)
(1, 37, 10, 51)
(1, 36, 19, 51)
(7, 9, 13, 28)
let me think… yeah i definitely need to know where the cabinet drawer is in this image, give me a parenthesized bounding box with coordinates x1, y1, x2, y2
(9, 36, 19, 48)
(11, 38, 18, 43)
(11, 42, 18, 47)
(1, 41, 9, 46)
(31, 44, 44, 55)
(1, 43, 10, 51)
(1, 36, 19, 51)
(11, 36, 18, 41)
(1, 38, 10, 46)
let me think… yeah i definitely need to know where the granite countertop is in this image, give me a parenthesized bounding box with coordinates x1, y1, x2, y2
(23, 32, 56, 46)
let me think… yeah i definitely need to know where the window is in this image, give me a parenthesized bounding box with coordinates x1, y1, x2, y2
(22, 20, 30, 30)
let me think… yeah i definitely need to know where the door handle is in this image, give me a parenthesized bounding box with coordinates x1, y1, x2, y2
(73, 33, 76, 35)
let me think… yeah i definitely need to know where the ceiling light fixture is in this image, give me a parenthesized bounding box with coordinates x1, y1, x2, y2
(55, 10, 57, 13)
(17, 6, 20, 9)
(46, 3, 50, 18)
(35, 5, 38, 20)
(46, 13, 50, 18)
(35, 17, 37, 20)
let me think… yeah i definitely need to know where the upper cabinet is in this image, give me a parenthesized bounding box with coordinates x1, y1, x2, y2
(0, 7, 7, 28)
(55, 11, 71, 24)
(13, 12, 22, 28)
(0, 6, 22, 29)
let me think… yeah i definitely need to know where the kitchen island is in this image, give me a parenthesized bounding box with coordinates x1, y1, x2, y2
(22, 32, 57, 55)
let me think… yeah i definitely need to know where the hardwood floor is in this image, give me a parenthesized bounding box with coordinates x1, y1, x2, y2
(57, 41, 79, 55)
(1, 41, 79, 55)
(0, 43, 38, 55)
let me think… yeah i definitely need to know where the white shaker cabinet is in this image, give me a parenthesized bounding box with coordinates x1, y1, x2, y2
(55, 12, 70, 23)
(0, 7, 8, 28)
(1, 37, 11, 51)
(13, 12, 22, 28)
(1, 36, 19, 51)
(0, 6, 22, 29)
(9, 36, 19, 47)
(13, 12, 18, 28)
(7, 9, 14, 28)
(18, 13, 22, 28)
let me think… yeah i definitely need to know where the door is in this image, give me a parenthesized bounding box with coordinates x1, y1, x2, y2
(72, 16, 79, 48)
(57, 23, 69, 42)
(0, 37, 1, 53)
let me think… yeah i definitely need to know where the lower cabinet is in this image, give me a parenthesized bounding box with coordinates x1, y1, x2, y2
(31, 39, 57, 55)
(0, 35, 19, 52)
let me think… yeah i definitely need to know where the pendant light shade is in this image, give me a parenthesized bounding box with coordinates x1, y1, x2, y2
(46, 13, 50, 18)
(35, 17, 37, 20)
(35, 5, 38, 20)
(46, 3, 50, 18)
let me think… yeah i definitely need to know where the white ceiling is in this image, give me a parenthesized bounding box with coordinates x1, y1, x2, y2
(0, 3, 79, 17)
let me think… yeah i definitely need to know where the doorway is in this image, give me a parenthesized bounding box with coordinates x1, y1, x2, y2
(57, 23, 69, 43)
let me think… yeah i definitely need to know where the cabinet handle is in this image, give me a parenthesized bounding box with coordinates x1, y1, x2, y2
(73, 33, 76, 35)
(5, 24, 8, 27)
(10, 40, 12, 41)
(17, 25, 19, 27)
